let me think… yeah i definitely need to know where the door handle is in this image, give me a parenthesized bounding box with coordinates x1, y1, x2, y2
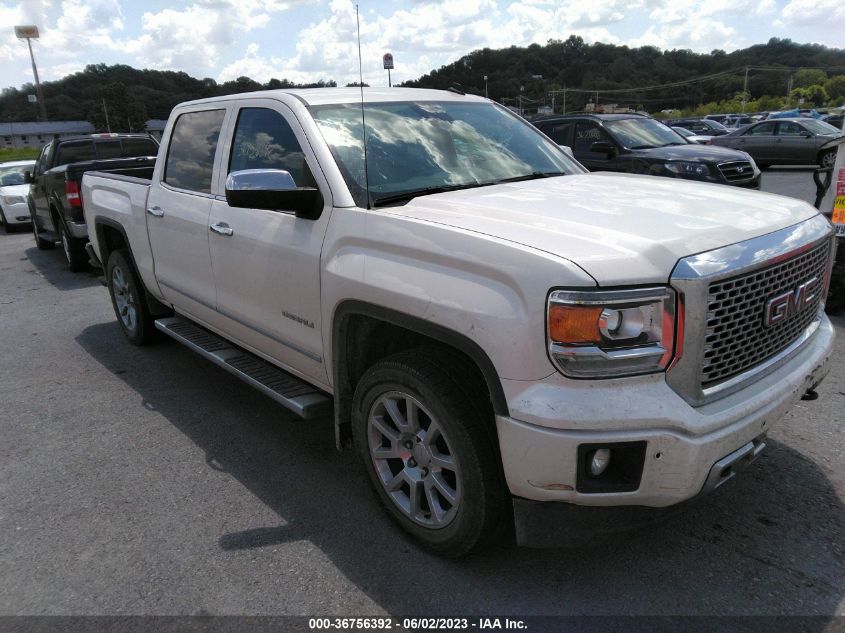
(210, 222, 234, 236)
(146, 206, 164, 218)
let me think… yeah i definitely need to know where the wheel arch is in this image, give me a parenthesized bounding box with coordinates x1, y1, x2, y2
(94, 216, 170, 316)
(331, 300, 509, 449)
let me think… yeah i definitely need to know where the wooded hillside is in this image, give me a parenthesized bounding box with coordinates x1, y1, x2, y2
(2, 36, 844, 130)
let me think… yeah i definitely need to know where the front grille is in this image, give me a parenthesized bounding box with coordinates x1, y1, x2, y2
(717, 161, 754, 182)
(701, 240, 830, 387)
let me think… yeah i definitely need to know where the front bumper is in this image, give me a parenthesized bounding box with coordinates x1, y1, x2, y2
(1, 201, 32, 224)
(496, 315, 834, 509)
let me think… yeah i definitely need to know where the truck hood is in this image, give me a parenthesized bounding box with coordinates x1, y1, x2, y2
(631, 143, 750, 162)
(389, 173, 820, 285)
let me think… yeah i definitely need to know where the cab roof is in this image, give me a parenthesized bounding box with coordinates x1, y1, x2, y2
(178, 87, 488, 108)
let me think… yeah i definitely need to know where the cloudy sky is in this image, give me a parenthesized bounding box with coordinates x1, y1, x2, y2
(1, 0, 843, 91)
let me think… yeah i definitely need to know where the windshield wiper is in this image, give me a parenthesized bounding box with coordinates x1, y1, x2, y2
(372, 182, 485, 207)
(371, 172, 567, 207)
(488, 171, 567, 185)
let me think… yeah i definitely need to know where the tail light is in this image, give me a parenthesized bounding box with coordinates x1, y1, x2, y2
(66, 180, 81, 207)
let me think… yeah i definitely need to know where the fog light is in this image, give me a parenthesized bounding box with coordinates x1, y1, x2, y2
(590, 448, 611, 476)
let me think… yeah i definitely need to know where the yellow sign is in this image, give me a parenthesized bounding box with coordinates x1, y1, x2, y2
(833, 196, 845, 225)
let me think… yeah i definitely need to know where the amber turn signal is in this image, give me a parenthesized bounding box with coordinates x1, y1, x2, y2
(548, 304, 603, 344)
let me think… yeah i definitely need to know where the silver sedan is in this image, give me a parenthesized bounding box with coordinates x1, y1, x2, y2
(711, 117, 843, 168)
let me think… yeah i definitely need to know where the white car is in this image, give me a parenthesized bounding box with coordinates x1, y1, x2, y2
(0, 160, 35, 232)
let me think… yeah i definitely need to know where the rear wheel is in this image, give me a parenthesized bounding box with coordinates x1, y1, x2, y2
(59, 220, 88, 272)
(352, 349, 509, 557)
(106, 249, 155, 345)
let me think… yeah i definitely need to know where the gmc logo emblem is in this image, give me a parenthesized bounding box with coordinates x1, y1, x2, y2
(763, 277, 817, 327)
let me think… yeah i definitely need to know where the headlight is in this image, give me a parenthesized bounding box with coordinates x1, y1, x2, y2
(2, 195, 25, 205)
(664, 161, 710, 178)
(547, 288, 678, 378)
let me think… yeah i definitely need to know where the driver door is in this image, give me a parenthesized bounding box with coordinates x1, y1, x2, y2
(207, 101, 332, 383)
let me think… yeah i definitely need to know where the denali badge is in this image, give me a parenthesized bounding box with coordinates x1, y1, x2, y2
(763, 277, 817, 327)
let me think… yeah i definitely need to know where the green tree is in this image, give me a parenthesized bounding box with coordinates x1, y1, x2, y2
(824, 75, 845, 101)
(790, 84, 829, 107)
(793, 69, 827, 88)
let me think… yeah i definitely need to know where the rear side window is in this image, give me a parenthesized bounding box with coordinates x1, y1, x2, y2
(56, 141, 95, 166)
(745, 122, 776, 136)
(164, 109, 226, 193)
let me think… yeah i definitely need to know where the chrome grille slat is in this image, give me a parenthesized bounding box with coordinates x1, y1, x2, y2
(701, 240, 830, 387)
(717, 160, 754, 182)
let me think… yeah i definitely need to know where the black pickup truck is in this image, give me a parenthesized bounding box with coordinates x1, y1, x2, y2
(27, 133, 159, 271)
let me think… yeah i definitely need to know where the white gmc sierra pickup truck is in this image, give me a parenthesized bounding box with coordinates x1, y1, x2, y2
(82, 88, 835, 556)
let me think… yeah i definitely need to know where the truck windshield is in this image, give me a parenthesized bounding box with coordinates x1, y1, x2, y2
(310, 101, 581, 207)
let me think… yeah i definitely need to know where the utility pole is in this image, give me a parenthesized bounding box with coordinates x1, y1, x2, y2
(14, 25, 47, 121)
(786, 75, 793, 106)
(483, 75, 488, 98)
(102, 98, 111, 133)
(742, 66, 749, 113)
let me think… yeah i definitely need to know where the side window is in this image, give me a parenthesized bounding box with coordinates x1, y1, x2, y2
(777, 122, 804, 136)
(164, 109, 226, 193)
(745, 122, 776, 136)
(228, 107, 313, 186)
(544, 122, 573, 145)
(34, 143, 52, 176)
(573, 122, 611, 157)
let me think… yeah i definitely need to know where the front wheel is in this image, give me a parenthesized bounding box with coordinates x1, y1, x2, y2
(352, 349, 509, 557)
(106, 249, 155, 345)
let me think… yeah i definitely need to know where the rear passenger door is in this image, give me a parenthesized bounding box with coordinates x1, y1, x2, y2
(774, 121, 816, 164)
(146, 107, 228, 321)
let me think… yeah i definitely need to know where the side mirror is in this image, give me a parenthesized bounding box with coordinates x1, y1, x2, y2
(225, 169, 323, 220)
(590, 141, 616, 157)
(801, 131, 813, 138)
(23, 171, 34, 184)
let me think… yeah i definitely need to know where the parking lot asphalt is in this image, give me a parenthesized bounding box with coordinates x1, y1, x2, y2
(0, 170, 843, 620)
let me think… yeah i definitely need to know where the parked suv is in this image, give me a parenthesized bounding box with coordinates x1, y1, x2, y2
(533, 114, 761, 188)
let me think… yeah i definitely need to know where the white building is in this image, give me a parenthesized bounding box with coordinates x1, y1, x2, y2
(1, 121, 94, 149)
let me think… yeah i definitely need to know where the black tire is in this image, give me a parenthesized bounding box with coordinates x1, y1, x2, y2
(31, 212, 54, 250)
(819, 150, 836, 170)
(352, 349, 509, 557)
(106, 249, 155, 345)
(59, 220, 88, 272)
(0, 208, 11, 233)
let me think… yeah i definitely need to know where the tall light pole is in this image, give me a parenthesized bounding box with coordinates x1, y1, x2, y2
(483, 75, 488, 98)
(14, 25, 47, 121)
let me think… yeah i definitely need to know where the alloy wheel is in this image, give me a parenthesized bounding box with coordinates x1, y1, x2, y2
(111, 265, 137, 332)
(367, 391, 461, 528)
